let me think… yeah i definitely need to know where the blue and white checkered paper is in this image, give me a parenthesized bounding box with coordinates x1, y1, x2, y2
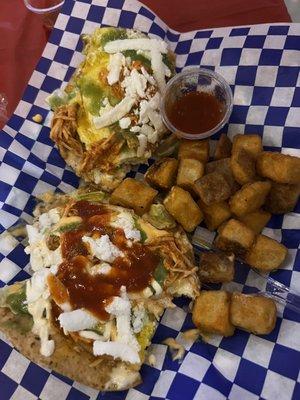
(1, 0, 300, 399)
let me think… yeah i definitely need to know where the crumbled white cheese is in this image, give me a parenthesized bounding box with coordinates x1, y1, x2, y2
(38, 208, 60, 232)
(149, 92, 161, 109)
(26, 269, 54, 357)
(130, 125, 141, 133)
(26, 225, 43, 246)
(26, 269, 50, 303)
(122, 68, 147, 98)
(25, 238, 62, 272)
(89, 262, 112, 275)
(111, 211, 141, 241)
(25, 209, 63, 272)
(104, 38, 168, 54)
(148, 108, 164, 133)
(137, 133, 148, 157)
(139, 100, 150, 125)
(104, 38, 169, 93)
(93, 341, 140, 364)
(58, 309, 98, 332)
(119, 117, 131, 129)
(93, 96, 136, 129)
(82, 235, 123, 263)
(141, 66, 156, 86)
(107, 53, 125, 85)
(140, 124, 157, 144)
(102, 287, 140, 363)
(132, 306, 146, 333)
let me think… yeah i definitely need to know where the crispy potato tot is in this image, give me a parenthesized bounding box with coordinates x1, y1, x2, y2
(245, 234, 287, 271)
(232, 134, 263, 159)
(265, 182, 300, 214)
(177, 158, 204, 192)
(199, 200, 231, 231)
(230, 181, 271, 217)
(145, 158, 178, 190)
(205, 158, 239, 193)
(163, 186, 203, 232)
(198, 252, 235, 283)
(231, 148, 256, 185)
(230, 293, 277, 335)
(194, 172, 232, 205)
(256, 152, 300, 184)
(178, 139, 209, 163)
(238, 209, 271, 234)
(110, 178, 157, 215)
(192, 291, 235, 336)
(215, 218, 256, 257)
(214, 134, 232, 160)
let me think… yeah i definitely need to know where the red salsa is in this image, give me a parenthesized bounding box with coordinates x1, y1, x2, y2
(54, 201, 160, 320)
(167, 91, 224, 135)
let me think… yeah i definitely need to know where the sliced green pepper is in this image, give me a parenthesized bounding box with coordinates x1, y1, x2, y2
(134, 217, 148, 243)
(6, 285, 29, 315)
(153, 260, 168, 287)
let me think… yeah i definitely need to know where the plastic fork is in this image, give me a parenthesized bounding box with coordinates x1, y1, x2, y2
(192, 231, 300, 315)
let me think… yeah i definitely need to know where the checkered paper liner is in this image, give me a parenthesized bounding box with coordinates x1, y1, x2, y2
(0, 0, 300, 399)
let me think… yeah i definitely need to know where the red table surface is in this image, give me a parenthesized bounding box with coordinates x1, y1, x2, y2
(0, 0, 291, 127)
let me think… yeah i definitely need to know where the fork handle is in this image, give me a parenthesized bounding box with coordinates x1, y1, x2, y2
(192, 234, 300, 315)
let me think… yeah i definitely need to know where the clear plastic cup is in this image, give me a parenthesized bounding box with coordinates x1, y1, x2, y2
(23, 0, 64, 29)
(161, 67, 233, 140)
